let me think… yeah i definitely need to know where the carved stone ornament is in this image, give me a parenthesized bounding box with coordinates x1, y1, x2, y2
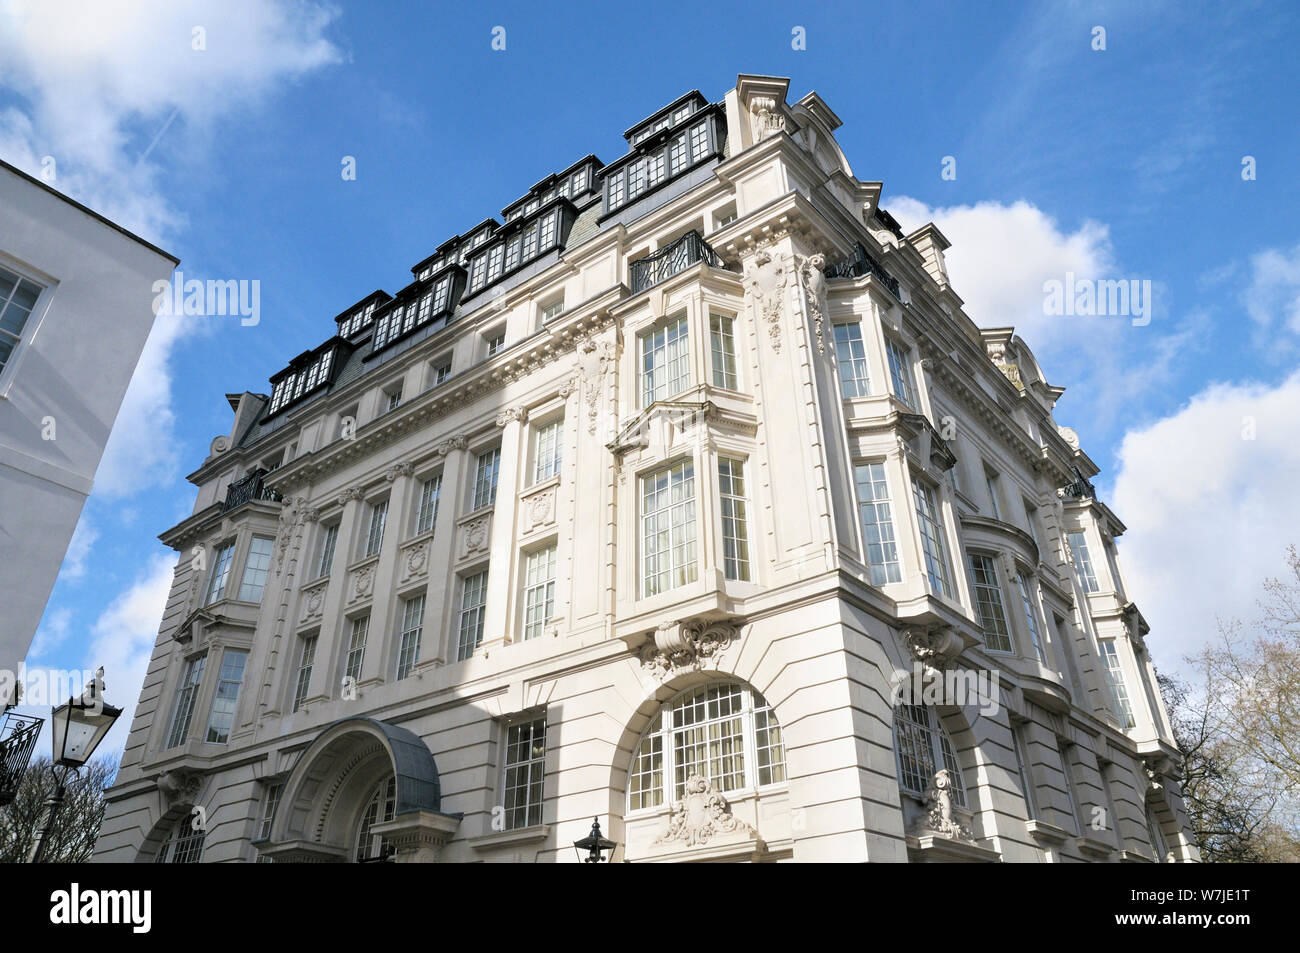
(639, 618, 740, 682)
(351, 566, 374, 601)
(745, 249, 790, 352)
(402, 541, 429, 580)
(985, 340, 1024, 391)
(522, 485, 556, 531)
(384, 462, 414, 482)
(435, 434, 469, 456)
(301, 583, 327, 621)
(461, 515, 490, 558)
(902, 625, 964, 677)
(209, 435, 230, 456)
(495, 406, 529, 428)
(157, 769, 203, 806)
(915, 769, 972, 841)
(797, 252, 829, 355)
(339, 486, 365, 504)
(654, 773, 755, 847)
(557, 375, 579, 400)
(577, 336, 615, 435)
(749, 95, 785, 141)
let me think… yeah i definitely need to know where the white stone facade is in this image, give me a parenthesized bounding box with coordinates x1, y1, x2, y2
(93, 75, 1198, 863)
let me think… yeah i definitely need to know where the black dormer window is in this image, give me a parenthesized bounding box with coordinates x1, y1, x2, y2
(268, 344, 340, 416)
(603, 98, 724, 216)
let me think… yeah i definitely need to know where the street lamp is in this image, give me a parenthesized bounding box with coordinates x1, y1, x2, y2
(572, 816, 618, 863)
(27, 668, 122, 863)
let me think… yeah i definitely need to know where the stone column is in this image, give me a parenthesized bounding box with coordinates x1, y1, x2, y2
(425, 434, 468, 663)
(482, 406, 527, 650)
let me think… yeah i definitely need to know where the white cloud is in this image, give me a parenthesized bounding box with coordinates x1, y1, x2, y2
(28, 606, 72, 658)
(81, 552, 176, 757)
(1112, 370, 1300, 673)
(1242, 242, 1300, 352)
(59, 513, 98, 579)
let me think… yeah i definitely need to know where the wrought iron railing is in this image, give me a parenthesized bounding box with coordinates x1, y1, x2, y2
(0, 712, 43, 806)
(222, 468, 282, 512)
(629, 230, 724, 294)
(824, 243, 901, 298)
(1060, 467, 1096, 501)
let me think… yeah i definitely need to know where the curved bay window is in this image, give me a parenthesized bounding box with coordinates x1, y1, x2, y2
(892, 704, 967, 807)
(627, 681, 786, 812)
(354, 775, 396, 862)
(154, 816, 205, 863)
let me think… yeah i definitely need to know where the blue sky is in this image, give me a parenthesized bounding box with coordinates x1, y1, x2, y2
(3, 0, 1299, 751)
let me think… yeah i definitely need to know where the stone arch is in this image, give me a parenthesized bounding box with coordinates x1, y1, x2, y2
(267, 716, 443, 861)
(135, 802, 198, 862)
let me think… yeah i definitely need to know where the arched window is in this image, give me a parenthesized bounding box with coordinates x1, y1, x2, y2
(354, 776, 395, 861)
(154, 816, 205, 863)
(627, 681, 786, 812)
(893, 704, 967, 808)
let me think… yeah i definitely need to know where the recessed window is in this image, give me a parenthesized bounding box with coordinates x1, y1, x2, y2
(709, 313, 738, 390)
(1017, 574, 1048, 664)
(364, 500, 388, 558)
(1099, 639, 1136, 728)
(292, 634, 316, 712)
(1012, 724, 1037, 819)
(204, 648, 248, 744)
(834, 323, 871, 398)
(1067, 531, 1100, 593)
(539, 296, 564, 327)
(237, 536, 275, 602)
(457, 570, 489, 661)
(258, 782, 282, 842)
(166, 654, 207, 748)
(522, 545, 557, 641)
(885, 337, 915, 408)
(983, 467, 1002, 520)
(532, 419, 562, 484)
(892, 704, 966, 807)
(396, 595, 424, 679)
(627, 682, 785, 811)
(472, 448, 500, 510)
(641, 460, 697, 597)
(206, 542, 236, 604)
(640, 314, 690, 407)
(416, 475, 442, 535)
(0, 264, 44, 379)
(345, 615, 369, 683)
(154, 817, 205, 863)
(316, 523, 339, 579)
(503, 717, 547, 829)
(912, 479, 954, 598)
(854, 463, 902, 585)
(385, 384, 403, 412)
(968, 554, 1013, 653)
(718, 457, 750, 582)
(432, 360, 452, 386)
(485, 330, 505, 357)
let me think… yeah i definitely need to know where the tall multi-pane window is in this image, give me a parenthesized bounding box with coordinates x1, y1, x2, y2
(718, 457, 750, 582)
(237, 536, 275, 602)
(533, 420, 562, 483)
(503, 717, 547, 829)
(472, 448, 500, 510)
(892, 704, 967, 807)
(344, 615, 369, 683)
(984, 468, 1003, 520)
(912, 479, 953, 597)
(258, 782, 283, 841)
(854, 463, 902, 585)
(364, 500, 388, 558)
(206, 542, 236, 604)
(166, 655, 207, 748)
(1067, 531, 1100, 593)
(834, 323, 871, 398)
(1012, 724, 1037, 818)
(641, 461, 697, 596)
(1059, 741, 1085, 834)
(627, 683, 785, 811)
(154, 818, 205, 863)
(968, 554, 1013, 652)
(640, 315, 690, 406)
(355, 776, 395, 861)
(1147, 805, 1170, 862)
(204, 649, 248, 744)
(396, 595, 424, 679)
(1099, 639, 1136, 728)
(317, 523, 339, 579)
(457, 571, 488, 660)
(292, 634, 316, 712)
(709, 313, 738, 390)
(0, 265, 43, 378)
(415, 475, 441, 535)
(1017, 575, 1048, 664)
(522, 546, 557, 641)
(885, 338, 915, 407)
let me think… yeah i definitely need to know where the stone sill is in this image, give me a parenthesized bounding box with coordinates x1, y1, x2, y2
(907, 833, 1001, 863)
(469, 824, 550, 851)
(1026, 819, 1073, 845)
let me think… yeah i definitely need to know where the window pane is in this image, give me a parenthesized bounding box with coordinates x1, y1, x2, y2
(204, 649, 248, 744)
(834, 323, 871, 397)
(503, 717, 547, 829)
(855, 463, 902, 585)
(237, 536, 275, 602)
(709, 313, 737, 390)
(641, 460, 697, 596)
(457, 571, 489, 660)
(912, 480, 953, 597)
(718, 457, 750, 581)
(640, 315, 690, 406)
(522, 546, 557, 641)
(968, 554, 1012, 652)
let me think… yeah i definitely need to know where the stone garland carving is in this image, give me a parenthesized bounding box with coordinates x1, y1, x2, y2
(577, 337, 615, 435)
(522, 485, 557, 531)
(461, 515, 490, 558)
(796, 252, 829, 355)
(401, 541, 429, 581)
(301, 582, 327, 621)
(557, 376, 579, 400)
(654, 773, 755, 847)
(639, 618, 740, 682)
(339, 486, 365, 505)
(916, 769, 972, 841)
(275, 496, 311, 576)
(745, 249, 791, 352)
(749, 95, 785, 141)
(351, 566, 374, 602)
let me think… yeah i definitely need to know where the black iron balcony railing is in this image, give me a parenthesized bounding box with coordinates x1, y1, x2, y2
(825, 243, 901, 298)
(222, 468, 282, 512)
(0, 712, 43, 806)
(629, 230, 724, 294)
(1060, 466, 1097, 501)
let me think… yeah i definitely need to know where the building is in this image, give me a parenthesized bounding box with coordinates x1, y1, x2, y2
(0, 159, 178, 700)
(92, 75, 1198, 864)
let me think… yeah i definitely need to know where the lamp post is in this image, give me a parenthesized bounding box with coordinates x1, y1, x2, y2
(27, 667, 122, 863)
(572, 816, 618, 863)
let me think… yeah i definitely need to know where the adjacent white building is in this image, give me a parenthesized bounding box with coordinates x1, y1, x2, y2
(92, 76, 1197, 863)
(0, 159, 178, 695)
